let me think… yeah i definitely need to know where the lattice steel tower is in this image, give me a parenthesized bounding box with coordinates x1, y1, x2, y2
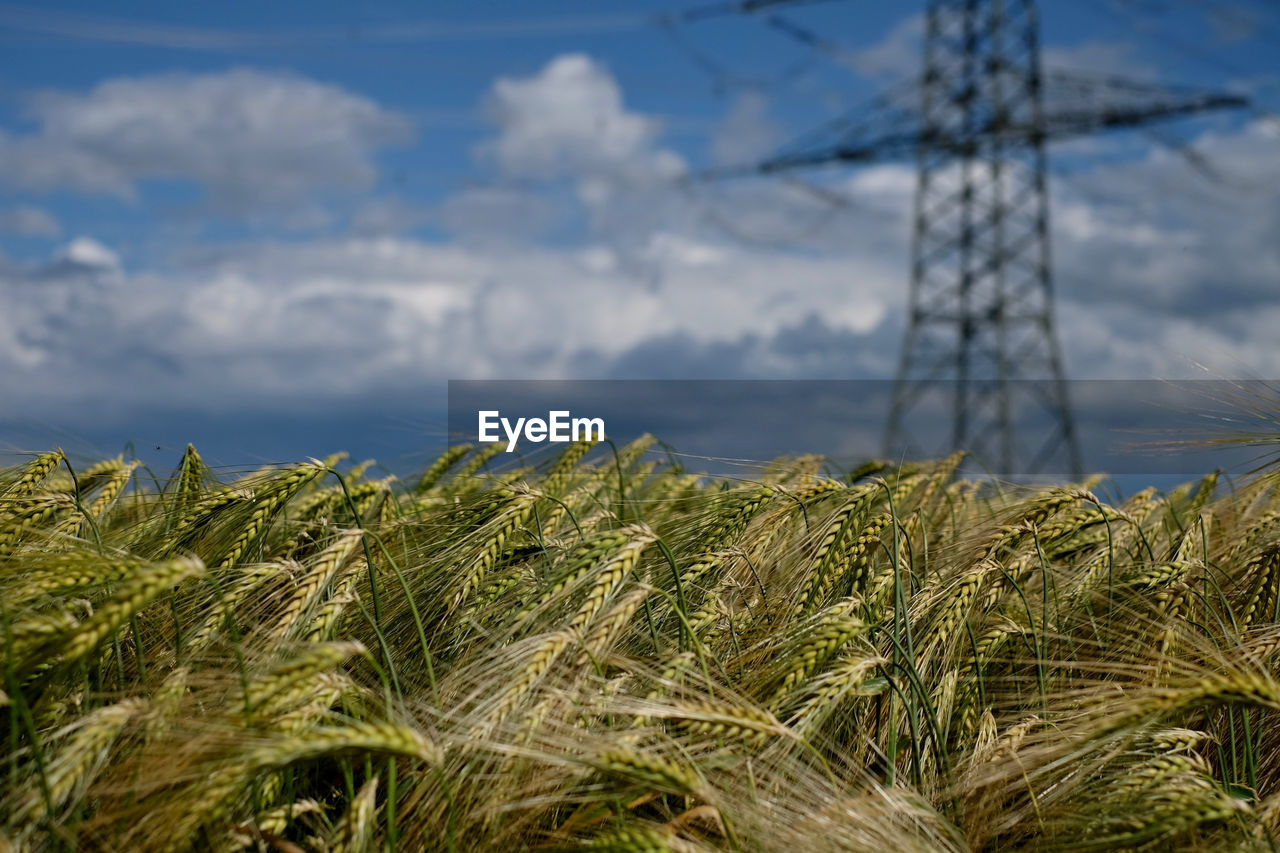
(733, 0, 1246, 476)
(891, 0, 1073, 475)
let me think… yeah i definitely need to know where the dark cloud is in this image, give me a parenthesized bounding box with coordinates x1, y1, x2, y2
(600, 312, 900, 381)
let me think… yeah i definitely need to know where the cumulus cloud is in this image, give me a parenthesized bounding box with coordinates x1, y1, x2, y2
(434, 188, 559, 243)
(350, 196, 433, 236)
(0, 69, 412, 217)
(352, 190, 558, 242)
(0, 227, 905, 418)
(848, 14, 924, 80)
(1052, 118, 1280, 320)
(0, 49, 1275, 434)
(55, 237, 122, 273)
(465, 53, 695, 266)
(454, 55, 899, 261)
(849, 15, 1156, 84)
(479, 53, 684, 185)
(709, 93, 783, 168)
(1043, 40, 1156, 78)
(0, 236, 123, 375)
(2, 125, 1276, 427)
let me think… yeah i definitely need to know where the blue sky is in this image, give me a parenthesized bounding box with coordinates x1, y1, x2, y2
(0, 1, 1278, 468)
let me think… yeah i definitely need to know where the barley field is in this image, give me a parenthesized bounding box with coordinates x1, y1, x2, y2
(3, 437, 1280, 851)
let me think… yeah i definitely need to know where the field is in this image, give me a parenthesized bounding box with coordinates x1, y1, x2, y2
(3, 437, 1280, 851)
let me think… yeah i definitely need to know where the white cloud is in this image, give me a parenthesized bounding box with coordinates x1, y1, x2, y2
(0, 51, 1276, 430)
(1043, 41, 1155, 78)
(479, 54, 684, 184)
(434, 187, 558, 243)
(1046, 117, 1280, 378)
(848, 14, 924, 80)
(351, 196, 433, 236)
(452, 55, 907, 269)
(0, 205, 61, 237)
(709, 93, 782, 168)
(0, 69, 412, 216)
(463, 53, 696, 268)
(59, 237, 121, 272)
(0, 229, 906, 416)
(850, 16, 1155, 84)
(1052, 118, 1280, 310)
(2, 108, 1277, 423)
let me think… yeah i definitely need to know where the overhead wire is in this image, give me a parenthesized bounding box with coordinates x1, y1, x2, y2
(0, 0, 852, 51)
(1069, 0, 1279, 207)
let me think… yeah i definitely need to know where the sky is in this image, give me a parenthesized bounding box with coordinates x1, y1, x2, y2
(0, 0, 1278, 470)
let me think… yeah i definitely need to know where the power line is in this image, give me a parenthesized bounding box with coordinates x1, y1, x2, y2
(0, 0, 850, 51)
(677, 179, 851, 250)
(709, 0, 1251, 476)
(0, 0, 859, 105)
(1137, 0, 1280, 51)
(758, 12, 867, 69)
(0, 4, 652, 48)
(1081, 0, 1279, 108)
(664, 0, 850, 24)
(657, 15, 819, 94)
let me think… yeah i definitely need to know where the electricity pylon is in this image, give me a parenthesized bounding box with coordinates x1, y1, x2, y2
(734, 0, 1246, 476)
